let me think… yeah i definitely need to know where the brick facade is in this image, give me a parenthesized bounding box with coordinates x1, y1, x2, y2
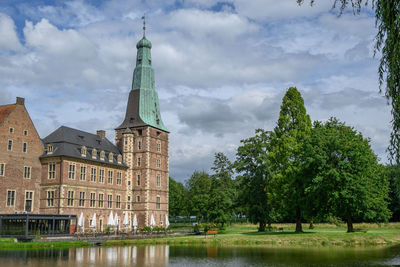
(0, 98, 43, 214)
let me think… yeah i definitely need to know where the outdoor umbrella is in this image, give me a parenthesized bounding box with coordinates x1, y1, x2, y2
(150, 214, 155, 229)
(132, 214, 138, 232)
(114, 212, 119, 232)
(107, 211, 115, 227)
(78, 212, 84, 231)
(165, 214, 170, 229)
(90, 213, 96, 229)
(123, 212, 129, 226)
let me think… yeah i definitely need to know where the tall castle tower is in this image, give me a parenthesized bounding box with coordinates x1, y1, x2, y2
(115, 33, 169, 227)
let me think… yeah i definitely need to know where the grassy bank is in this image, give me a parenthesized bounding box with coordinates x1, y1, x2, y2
(0, 238, 92, 249)
(104, 223, 400, 247)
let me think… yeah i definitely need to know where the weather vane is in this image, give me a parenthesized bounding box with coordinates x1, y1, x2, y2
(141, 14, 146, 38)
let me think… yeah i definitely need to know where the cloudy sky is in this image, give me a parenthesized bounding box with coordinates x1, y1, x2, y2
(0, 0, 390, 182)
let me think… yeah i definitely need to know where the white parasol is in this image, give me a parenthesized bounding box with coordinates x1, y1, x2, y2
(150, 214, 155, 229)
(78, 212, 84, 228)
(165, 214, 170, 229)
(132, 214, 138, 232)
(90, 213, 96, 228)
(123, 212, 129, 226)
(114, 213, 119, 227)
(107, 211, 115, 226)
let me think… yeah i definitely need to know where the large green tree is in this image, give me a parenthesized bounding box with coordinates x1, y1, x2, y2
(270, 87, 312, 233)
(169, 177, 188, 217)
(384, 164, 400, 221)
(298, 0, 400, 164)
(208, 152, 237, 227)
(235, 129, 275, 232)
(186, 171, 212, 223)
(303, 118, 391, 232)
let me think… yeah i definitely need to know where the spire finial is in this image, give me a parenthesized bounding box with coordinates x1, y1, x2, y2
(141, 14, 146, 38)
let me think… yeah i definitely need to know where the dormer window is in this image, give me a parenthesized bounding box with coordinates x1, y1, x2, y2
(109, 152, 114, 163)
(47, 144, 54, 154)
(81, 146, 87, 157)
(117, 154, 122, 164)
(149, 59, 151, 65)
(100, 150, 105, 161)
(92, 148, 97, 159)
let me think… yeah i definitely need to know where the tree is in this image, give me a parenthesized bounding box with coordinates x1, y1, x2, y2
(169, 177, 188, 217)
(208, 152, 237, 227)
(270, 87, 312, 233)
(384, 164, 400, 221)
(186, 171, 212, 223)
(235, 129, 275, 232)
(303, 118, 391, 232)
(298, 0, 400, 164)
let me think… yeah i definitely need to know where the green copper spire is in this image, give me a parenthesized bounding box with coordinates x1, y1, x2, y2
(117, 35, 168, 132)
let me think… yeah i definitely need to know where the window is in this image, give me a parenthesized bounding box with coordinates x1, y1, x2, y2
(98, 193, 104, 208)
(156, 174, 161, 187)
(136, 195, 140, 202)
(107, 194, 112, 208)
(128, 181, 131, 186)
(47, 144, 53, 154)
(6, 190, 15, 206)
(138, 129, 142, 136)
(9, 128, 13, 133)
(81, 146, 87, 157)
(108, 170, 113, 184)
(157, 142, 161, 152)
(23, 130, 28, 136)
(80, 165, 86, 180)
(137, 156, 141, 167)
(92, 149, 97, 159)
(128, 196, 131, 201)
(137, 174, 141, 186)
(24, 166, 31, 179)
(0, 163, 4, 176)
(22, 142, 27, 153)
(67, 191, 74, 207)
(79, 192, 85, 207)
(109, 152, 113, 163)
(68, 164, 75, 179)
(100, 150, 105, 160)
(48, 163, 56, 179)
(116, 195, 121, 209)
(90, 167, 96, 182)
(138, 140, 142, 150)
(128, 204, 131, 210)
(25, 191, 33, 212)
(156, 196, 160, 209)
(116, 172, 122, 185)
(7, 140, 12, 151)
(117, 154, 122, 164)
(90, 193, 96, 207)
(99, 169, 105, 183)
(156, 159, 161, 168)
(47, 190, 55, 207)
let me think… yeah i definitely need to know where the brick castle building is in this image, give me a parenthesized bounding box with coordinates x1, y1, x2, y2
(0, 35, 169, 230)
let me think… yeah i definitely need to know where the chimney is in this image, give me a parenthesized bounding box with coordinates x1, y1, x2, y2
(16, 97, 25, 105)
(97, 130, 106, 139)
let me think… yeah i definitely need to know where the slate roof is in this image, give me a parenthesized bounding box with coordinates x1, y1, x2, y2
(40, 126, 127, 167)
(0, 104, 17, 124)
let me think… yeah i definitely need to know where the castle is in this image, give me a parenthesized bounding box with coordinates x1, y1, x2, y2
(0, 34, 169, 231)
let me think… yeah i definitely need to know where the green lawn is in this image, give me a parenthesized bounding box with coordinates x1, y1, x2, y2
(104, 223, 400, 247)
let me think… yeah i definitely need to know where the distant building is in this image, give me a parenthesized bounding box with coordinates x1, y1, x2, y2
(0, 34, 169, 230)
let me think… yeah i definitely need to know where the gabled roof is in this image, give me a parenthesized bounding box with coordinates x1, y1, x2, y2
(41, 126, 126, 167)
(0, 104, 17, 124)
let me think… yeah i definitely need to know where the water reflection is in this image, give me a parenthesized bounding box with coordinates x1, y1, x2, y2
(0, 245, 399, 266)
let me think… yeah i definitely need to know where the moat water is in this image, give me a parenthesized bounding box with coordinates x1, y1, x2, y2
(1, 245, 400, 266)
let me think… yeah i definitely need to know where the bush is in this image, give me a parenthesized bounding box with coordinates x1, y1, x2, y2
(203, 224, 209, 233)
(193, 224, 200, 234)
(326, 216, 344, 227)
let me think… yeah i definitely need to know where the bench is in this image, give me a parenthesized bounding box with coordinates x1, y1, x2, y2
(207, 230, 217, 235)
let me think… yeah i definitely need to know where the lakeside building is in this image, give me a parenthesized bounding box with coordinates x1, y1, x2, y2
(0, 34, 169, 231)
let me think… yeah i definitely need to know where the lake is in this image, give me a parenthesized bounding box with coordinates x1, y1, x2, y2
(0, 245, 400, 266)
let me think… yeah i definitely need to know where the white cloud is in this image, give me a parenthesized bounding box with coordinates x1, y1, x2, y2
(0, 13, 22, 51)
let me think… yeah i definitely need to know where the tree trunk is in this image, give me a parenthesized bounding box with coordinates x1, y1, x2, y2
(309, 219, 314, 229)
(347, 214, 354, 233)
(295, 207, 303, 233)
(259, 221, 266, 232)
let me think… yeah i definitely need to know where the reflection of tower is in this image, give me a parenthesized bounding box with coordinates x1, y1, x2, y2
(116, 34, 169, 227)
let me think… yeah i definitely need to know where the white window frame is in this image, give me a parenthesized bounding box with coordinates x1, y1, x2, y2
(0, 163, 5, 176)
(24, 166, 31, 179)
(48, 163, 56, 179)
(6, 190, 16, 207)
(24, 191, 34, 212)
(68, 163, 75, 179)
